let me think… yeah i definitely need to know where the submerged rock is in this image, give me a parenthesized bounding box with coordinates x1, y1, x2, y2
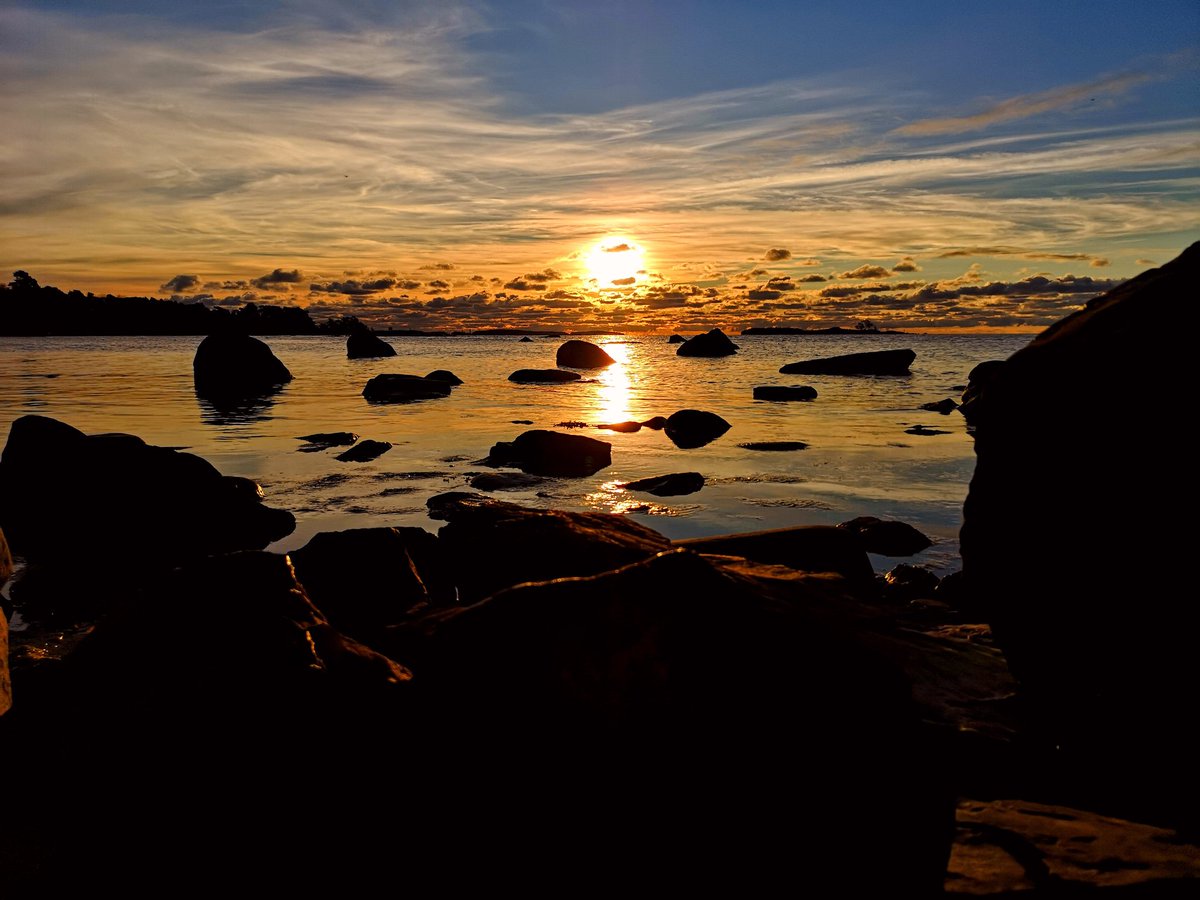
(754, 385, 817, 402)
(667, 333, 687, 344)
(484, 429, 612, 476)
(620, 472, 705, 496)
(920, 398, 958, 414)
(425, 369, 463, 385)
(738, 441, 808, 451)
(675, 327, 738, 357)
(296, 431, 359, 447)
(363, 373, 453, 402)
(508, 369, 582, 384)
(839, 516, 932, 556)
(780, 348, 915, 375)
(664, 409, 731, 448)
(469, 472, 546, 492)
(346, 331, 396, 359)
(556, 339, 616, 368)
(193, 332, 292, 401)
(640, 416, 668, 430)
(336, 439, 392, 462)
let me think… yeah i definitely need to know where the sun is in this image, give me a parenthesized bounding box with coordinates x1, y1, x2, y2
(585, 236, 645, 287)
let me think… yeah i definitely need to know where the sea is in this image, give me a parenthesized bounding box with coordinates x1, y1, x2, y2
(0, 332, 1031, 578)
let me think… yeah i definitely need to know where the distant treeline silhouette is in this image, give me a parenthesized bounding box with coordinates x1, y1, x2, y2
(0, 271, 340, 336)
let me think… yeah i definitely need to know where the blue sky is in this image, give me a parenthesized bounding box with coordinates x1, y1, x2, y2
(3, 0, 1198, 330)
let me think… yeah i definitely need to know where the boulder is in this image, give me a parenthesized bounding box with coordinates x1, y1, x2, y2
(362, 373, 453, 402)
(484, 429, 612, 476)
(667, 333, 687, 344)
(754, 385, 818, 402)
(508, 369, 582, 383)
(664, 409, 731, 448)
(640, 416, 668, 430)
(920, 398, 958, 414)
(335, 439, 392, 462)
(346, 331, 396, 359)
(838, 516, 932, 556)
(556, 339, 616, 368)
(193, 332, 292, 400)
(960, 242, 1199, 823)
(779, 348, 915, 375)
(619, 472, 705, 496)
(738, 441, 808, 451)
(675, 327, 738, 357)
(958, 360, 1006, 426)
(425, 369, 463, 385)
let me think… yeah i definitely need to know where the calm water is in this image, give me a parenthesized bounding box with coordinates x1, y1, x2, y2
(0, 332, 1030, 575)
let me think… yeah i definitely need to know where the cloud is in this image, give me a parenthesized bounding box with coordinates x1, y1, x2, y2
(310, 277, 397, 295)
(420, 262, 456, 270)
(839, 264, 891, 279)
(503, 278, 547, 291)
(602, 243, 633, 253)
(523, 268, 562, 282)
(764, 248, 790, 260)
(160, 274, 200, 292)
(252, 268, 303, 288)
(1089, 258, 1110, 267)
(748, 289, 782, 300)
(937, 247, 1111, 266)
(765, 278, 795, 290)
(1135, 258, 1156, 266)
(895, 72, 1150, 136)
(797, 273, 827, 282)
(611, 276, 636, 285)
(427, 279, 451, 289)
(892, 257, 920, 272)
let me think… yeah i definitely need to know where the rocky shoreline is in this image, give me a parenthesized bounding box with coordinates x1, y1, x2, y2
(2, 244, 1198, 893)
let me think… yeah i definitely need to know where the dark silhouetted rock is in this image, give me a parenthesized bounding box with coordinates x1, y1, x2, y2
(556, 339, 616, 368)
(425, 369, 463, 385)
(620, 472, 705, 496)
(484, 429, 611, 476)
(193, 332, 292, 401)
(676, 327, 738, 357)
(640, 416, 668, 430)
(839, 516, 932, 556)
(738, 441, 808, 451)
(920, 398, 958, 414)
(508, 368, 582, 383)
(363, 373, 453, 402)
(961, 242, 1200, 823)
(596, 420, 641, 433)
(336, 439, 392, 462)
(667, 333, 687, 344)
(0, 525, 11, 592)
(425, 491, 670, 603)
(881, 564, 940, 602)
(754, 385, 817, 401)
(346, 331, 396, 359)
(780, 348, 915, 375)
(664, 409, 731, 448)
(519, 336, 533, 342)
(959, 360, 1007, 425)
(555, 420, 589, 428)
(296, 432, 359, 446)
(905, 425, 950, 436)
(675, 526, 875, 593)
(469, 472, 546, 491)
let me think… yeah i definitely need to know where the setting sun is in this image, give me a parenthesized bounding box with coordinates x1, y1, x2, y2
(585, 237, 645, 287)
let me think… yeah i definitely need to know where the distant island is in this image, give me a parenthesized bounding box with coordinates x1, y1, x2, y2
(741, 322, 907, 336)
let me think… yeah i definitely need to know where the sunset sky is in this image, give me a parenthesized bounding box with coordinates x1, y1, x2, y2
(3, 1, 1198, 332)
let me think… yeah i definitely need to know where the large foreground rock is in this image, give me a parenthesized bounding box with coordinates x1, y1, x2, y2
(960, 243, 1199, 826)
(555, 339, 616, 368)
(484, 429, 611, 476)
(780, 348, 915, 375)
(346, 330, 396, 358)
(193, 332, 292, 400)
(676, 327, 738, 357)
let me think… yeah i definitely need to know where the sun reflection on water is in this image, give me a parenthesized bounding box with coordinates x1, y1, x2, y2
(595, 342, 632, 424)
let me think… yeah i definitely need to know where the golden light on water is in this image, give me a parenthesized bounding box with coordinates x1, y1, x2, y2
(585, 236, 645, 287)
(595, 342, 632, 424)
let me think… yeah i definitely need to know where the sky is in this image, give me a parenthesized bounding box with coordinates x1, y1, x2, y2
(2, 0, 1198, 333)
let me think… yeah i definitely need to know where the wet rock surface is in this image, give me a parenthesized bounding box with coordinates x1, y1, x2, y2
(780, 348, 915, 375)
(484, 429, 612, 476)
(675, 327, 738, 357)
(619, 472, 705, 496)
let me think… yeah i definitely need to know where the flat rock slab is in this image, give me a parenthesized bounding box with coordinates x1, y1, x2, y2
(469, 472, 547, 491)
(363, 374, 453, 402)
(596, 421, 642, 433)
(780, 348, 915, 375)
(296, 432, 359, 447)
(620, 472, 705, 496)
(906, 425, 951, 436)
(336, 440, 392, 462)
(485, 429, 611, 476)
(753, 385, 818, 401)
(509, 369, 582, 383)
(738, 441, 809, 451)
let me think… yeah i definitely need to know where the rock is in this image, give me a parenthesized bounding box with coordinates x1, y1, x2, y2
(596, 420, 642, 433)
(780, 348, 915, 375)
(640, 416, 668, 430)
(838, 516, 933, 556)
(556, 339, 616, 368)
(0, 594, 8, 717)
(959, 360, 1006, 422)
(192, 332, 292, 401)
(674, 526, 876, 593)
(738, 441, 808, 451)
(0, 415, 295, 619)
(363, 373, 453, 402)
(296, 431, 359, 447)
(484, 429, 612, 476)
(754, 385, 817, 401)
(346, 331, 396, 359)
(425, 491, 670, 603)
(469, 472, 546, 491)
(667, 333, 687, 344)
(675, 327, 738, 357)
(620, 472, 705, 496)
(960, 243, 1200, 824)
(555, 420, 589, 428)
(519, 336, 533, 342)
(508, 369, 582, 383)
(0, 525, 12, 591)
(425, 369, 463, 385)
(336, 439, 392, 462)
(290, 526, 454, 641)
(664, 409, 731, 448)
(905, 425, 950, 436)
(881, 564, 940, 602)
(920, 398, 958, 414)
(415, 548, 954, 893)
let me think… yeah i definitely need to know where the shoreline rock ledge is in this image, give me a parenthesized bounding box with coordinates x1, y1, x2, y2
(780, 347, 914, 375)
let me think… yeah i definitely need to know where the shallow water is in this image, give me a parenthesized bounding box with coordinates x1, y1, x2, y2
(0, 332, 1030, 575)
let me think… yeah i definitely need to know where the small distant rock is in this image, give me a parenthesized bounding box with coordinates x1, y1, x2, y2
(780, 348, 915, 376)
(919, 398, 958, 414)
(554, 420, 590, 428)
(753, 385, 818, 402)
(512, 419, 534, 425)
(556, 339, 616, 368)
(296, 432, 359, 447)
(667, 334, 687, 344)
(905, 425, 951, 436)
(469, 472, 547, 492)
(346, 331, 397, 359)
(738, 441, 808, 451)
(676, 327, 738, 357)
(620, 472, 705, 496)
(425, 369, 463, 385)
(508, 369, 582, 383)
(519, 336, 533, 342)
(363, 374, 453, 402)
(838, 516, 932, 556)
(664, 409, 731, 448)
(596, 421, 642, 433)
(336, 440, 392, 462)
(640, 416, 668, 430)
